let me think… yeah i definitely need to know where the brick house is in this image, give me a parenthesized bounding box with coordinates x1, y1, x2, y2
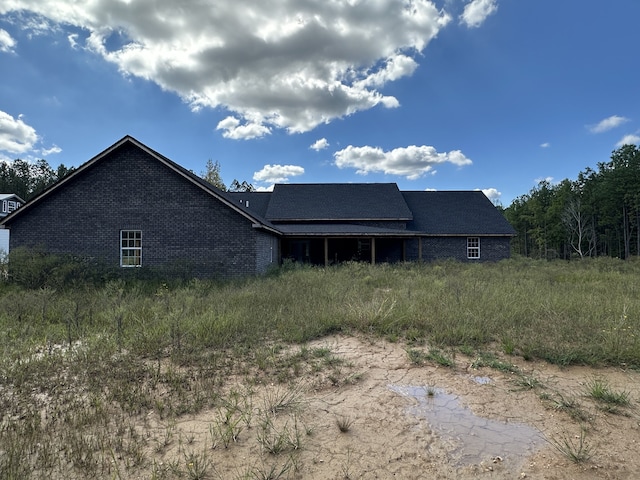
(0, 136, 516, 278)
(0, 194, 24, 218)
(0, 194, 24, 255)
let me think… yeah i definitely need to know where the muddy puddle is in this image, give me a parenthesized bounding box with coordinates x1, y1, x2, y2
(389, 384, 545, 467)
(470, 375, 492, 385)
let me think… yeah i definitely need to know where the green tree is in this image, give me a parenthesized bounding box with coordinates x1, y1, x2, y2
(505, 145, 640, 260)
(228, 179, 255, 192)
(505, 194, 532, 256)
(562, 196, 595, 258)
(200, 159, 226, 191)
(199, 160, 256, 192)
(0, 158, 72, 200)
(525, 180, 563, 259)
(594, 145, 640, 258)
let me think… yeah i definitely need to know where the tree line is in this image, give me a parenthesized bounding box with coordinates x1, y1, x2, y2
(1, 156, 255, 203)
(200, 159, 255, 192)
(504, 144, 640, 259)
(0, 159, 74, 201)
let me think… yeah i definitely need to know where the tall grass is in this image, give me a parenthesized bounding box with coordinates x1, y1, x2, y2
(1, 257, 639, 365)
(0, 257, 639, 478)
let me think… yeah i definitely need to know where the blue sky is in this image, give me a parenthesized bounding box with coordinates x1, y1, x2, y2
(0, 0, 639, 206)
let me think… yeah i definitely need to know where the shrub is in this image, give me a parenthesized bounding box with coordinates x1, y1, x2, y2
(7, 247, 117, 289)
(0, 249, 8, 283)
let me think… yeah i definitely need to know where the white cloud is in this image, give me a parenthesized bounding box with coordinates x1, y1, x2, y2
(0, 110, 61, 159)
(334, 144, 472, 180)
(616, 133, 640, 147)
(479, 187, 501, 201)
(40, 144, 62, 156)
(588, 115, 630, 133)
(310, 138, 329, 151)
(253, 164, 305, 184)
(535, 176, 555, 185)
(460, 0, 498, 28)
(0, 110, 39, 154)
(0, 28, 16, 53)
(356, 53, 419, 88)
(0, 1, 453, 137)
(540, 142, 550, 148)
(5, 11, 60, 39)
(68, 33, 79, 49)
(216, 116, 271, 140)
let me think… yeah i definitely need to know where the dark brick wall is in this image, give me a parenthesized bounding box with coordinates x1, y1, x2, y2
(8, 143, 277, 279)
(255, 231, 279, 274)
(405, 236, 511, 262)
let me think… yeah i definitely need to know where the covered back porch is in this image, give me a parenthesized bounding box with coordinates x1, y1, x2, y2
(280, 234, 423, 266)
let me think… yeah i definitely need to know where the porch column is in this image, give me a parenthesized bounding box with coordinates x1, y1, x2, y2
(402, 239, 406, 261)
(371, 237, 376, 265)
(418, 237, 423, 262)
(324, 238, 329, 267)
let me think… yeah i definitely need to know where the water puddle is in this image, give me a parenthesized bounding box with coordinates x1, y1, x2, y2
(389, 385, 544, 466)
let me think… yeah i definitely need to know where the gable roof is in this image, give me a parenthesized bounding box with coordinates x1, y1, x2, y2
(0, 136, 278, 233)
(402, 191, 516, 236)
(264, 183, 412, 222)
(0, 194, 25, 202)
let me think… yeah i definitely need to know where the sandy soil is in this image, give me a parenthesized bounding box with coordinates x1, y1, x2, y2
(148, 336, 640, 479)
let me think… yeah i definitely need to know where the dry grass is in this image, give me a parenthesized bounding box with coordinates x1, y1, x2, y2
(1, 258, 639, 477)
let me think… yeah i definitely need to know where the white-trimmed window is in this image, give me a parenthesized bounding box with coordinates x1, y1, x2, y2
(467, 237, 480, 259)
(7, 201, 17, 213)
(1, 201, 6, 213)
(121, 230, 142, 267)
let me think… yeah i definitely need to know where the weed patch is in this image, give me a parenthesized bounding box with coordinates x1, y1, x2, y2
(548, 427, 593, 464)
(584, 376, 631, 409)
(2, 259, 640, 478)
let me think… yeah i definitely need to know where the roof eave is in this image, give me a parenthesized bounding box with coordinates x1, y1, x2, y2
(421, 233, 516, 237)
(251, 223, 282, 235)
(280, 232, 419, 237)
(270, 217, 413, 222)
(0, 194, 26, 203)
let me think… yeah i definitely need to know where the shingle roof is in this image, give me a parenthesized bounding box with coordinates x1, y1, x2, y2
(227, 188, 515, 236)
(264, 183, 413, 221)
(275, 223, 415, 236)
(402, 191, 516, 236)
(225, 192, 272, 218)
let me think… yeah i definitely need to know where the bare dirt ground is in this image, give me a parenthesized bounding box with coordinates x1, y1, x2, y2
(149, 335, 640, 479)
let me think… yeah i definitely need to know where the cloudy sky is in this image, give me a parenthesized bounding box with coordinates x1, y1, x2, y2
(1, 0, 638, 205)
